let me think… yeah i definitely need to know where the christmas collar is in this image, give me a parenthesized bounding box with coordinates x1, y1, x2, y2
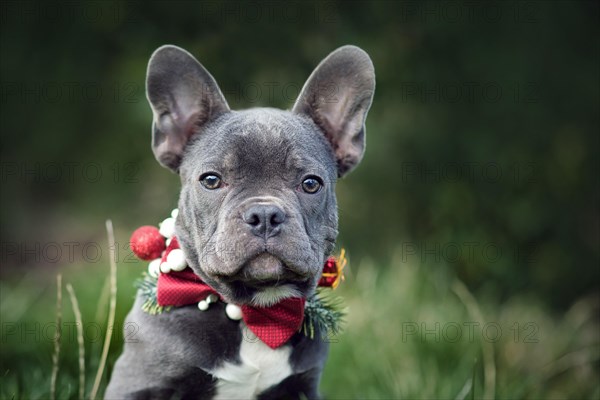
(130, 209, 346, 349)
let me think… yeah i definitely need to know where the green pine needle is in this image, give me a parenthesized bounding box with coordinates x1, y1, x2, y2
(135, 273, 170, 315)
(302, 289, 346, 340)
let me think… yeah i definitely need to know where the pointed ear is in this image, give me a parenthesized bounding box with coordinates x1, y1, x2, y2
(146, 45, 230, 172)
(292, 45, 375, 177)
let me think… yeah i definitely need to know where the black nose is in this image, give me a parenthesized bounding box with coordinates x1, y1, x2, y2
(243, 204, 286, 238)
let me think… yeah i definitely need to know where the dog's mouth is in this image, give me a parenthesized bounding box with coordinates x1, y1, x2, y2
(221, 252, 309, 285)
(245, 279, 294, 289)
(213, 252, 311, 306)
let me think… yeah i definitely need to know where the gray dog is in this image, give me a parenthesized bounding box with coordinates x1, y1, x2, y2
(105, 44, 375, 399)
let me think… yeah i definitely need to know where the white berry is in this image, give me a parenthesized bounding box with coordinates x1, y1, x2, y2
(225, 304, 242, 320)
(159, 217, 176, 238)
(198, 300, 209, 311)
(171, 208, 179, 218)
(159, 261, 171, 274)
(206, 294, 219, 304)
(166, 249, 187, 271)
(148, 259, 161, 278)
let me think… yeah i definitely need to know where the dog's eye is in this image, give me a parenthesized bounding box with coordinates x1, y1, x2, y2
(301, 176, 322, 194)
(199, 173, 223, 190)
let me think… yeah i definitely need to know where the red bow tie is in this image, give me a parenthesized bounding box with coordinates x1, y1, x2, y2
(156, 238, 305, 349)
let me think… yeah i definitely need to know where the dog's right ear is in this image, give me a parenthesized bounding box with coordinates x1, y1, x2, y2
(292, 45, 375, 177)
(146, 45, 230, 172)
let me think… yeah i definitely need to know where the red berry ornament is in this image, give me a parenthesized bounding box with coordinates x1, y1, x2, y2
(318, 249, 347, 289)
(130, 226, 166, 260)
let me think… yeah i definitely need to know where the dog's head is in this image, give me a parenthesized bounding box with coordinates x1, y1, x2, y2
(146, 45, 375, 306)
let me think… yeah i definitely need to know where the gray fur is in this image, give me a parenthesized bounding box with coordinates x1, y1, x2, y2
(106, 44, 375, 399)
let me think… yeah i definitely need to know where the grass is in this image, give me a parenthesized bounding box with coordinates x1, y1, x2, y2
(320, 254, 599, 399)
(0, 232, 598, 399)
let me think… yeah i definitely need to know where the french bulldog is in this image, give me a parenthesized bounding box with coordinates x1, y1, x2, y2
(105, 44, 375, 400)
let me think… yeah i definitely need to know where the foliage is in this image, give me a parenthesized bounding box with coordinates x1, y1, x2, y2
(0, 0, 598, 398)
(302, 289, 346, 340)
(1, 257, 598, 399)
(1, 1, 597, 308)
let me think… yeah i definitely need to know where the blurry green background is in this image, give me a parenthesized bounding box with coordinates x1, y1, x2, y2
(1, 1, 598, 399)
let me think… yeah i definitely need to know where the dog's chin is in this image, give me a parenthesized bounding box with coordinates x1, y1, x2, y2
(250, 284, 303, 307)
(208, 253, 313, 306)
(214, 279, 311, 306)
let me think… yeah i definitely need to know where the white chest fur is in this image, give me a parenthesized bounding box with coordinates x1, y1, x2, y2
(210, 327, 293, 399)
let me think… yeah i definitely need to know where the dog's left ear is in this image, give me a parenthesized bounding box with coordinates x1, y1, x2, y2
(146, 45, 230, 172)
(293, 45, 375, 177)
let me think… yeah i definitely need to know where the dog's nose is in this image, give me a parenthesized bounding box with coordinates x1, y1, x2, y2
(243, 204, 286, 238)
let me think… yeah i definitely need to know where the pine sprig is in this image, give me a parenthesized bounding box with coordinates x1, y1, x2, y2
(135, 273, 170, 315)
(302, 289, 346, 340)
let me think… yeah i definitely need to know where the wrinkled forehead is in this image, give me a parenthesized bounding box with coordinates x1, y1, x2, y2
(183, 109, 337, 180)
